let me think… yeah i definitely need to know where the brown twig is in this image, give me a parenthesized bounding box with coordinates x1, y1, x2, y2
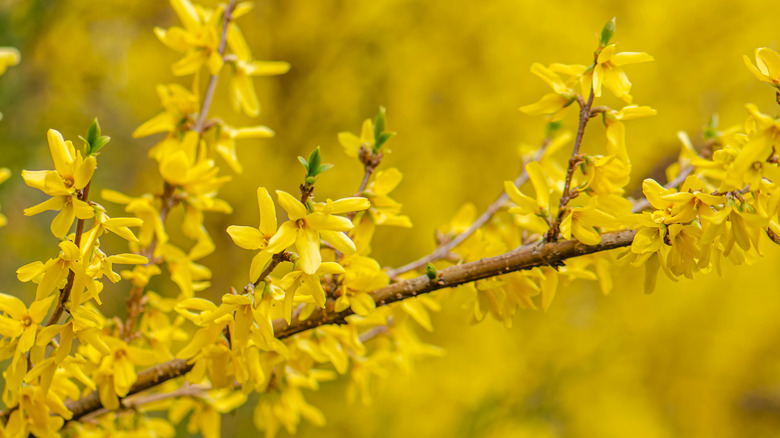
(64, 228, 637, 422)
(124, 1, 236, 337)
(387, 142, 550, 278)
(66, 358, 193, 423)
(47, 181, 92, 326)
(80, 383, 209, 422)
(193, 0, 237, 134)
(353, 146, 383, 197)
(250, 252, 288, 290)
(122, 286, 145, 341)
(547, 88, 596, 242)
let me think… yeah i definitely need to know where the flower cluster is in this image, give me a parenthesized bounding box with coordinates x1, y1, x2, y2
(6, 8, 780, 438)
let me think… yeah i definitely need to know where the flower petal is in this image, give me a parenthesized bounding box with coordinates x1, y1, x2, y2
(305, 212, 353, 232)
(0, 293, 27, 320)
(24, 196, 66, 216)
(227, 225, 266, 250)
(257, 187, 277, 236)
(51, 205, 76, 238)
(320, 230, 356, 255)
(266, 221, 298, 253)
(276, 190, 306, 220)
(328, 197, 370, 214)
(296, 227, 321, 274)
(47, 129, 74, 177)
(73, 156, 97, 190)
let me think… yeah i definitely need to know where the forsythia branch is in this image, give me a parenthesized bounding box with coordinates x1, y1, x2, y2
(64, 228, 636, 421)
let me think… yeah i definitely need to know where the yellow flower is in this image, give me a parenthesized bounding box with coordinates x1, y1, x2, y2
(20, 240, 84, 301)
(559, 196, 616, 245)
(226, 23, 290, 116)
(279, 262, 345, 316)
(5, 385, 66, 437)
(587, 44, 653, 102)
(266, 191, 369, 274)
(338, 118, 376, 158)
(214, 124, 275, 173)
(519, 63, 578, 119)
(0, 47, 20, 76)
(227, 187, 278, 282)
(661, 175, 725, 223)
(334, 255, 388, 316)
(154, 0, 225, 76)
(22, 129, 96, 237)
(0, 294, 55, 354)
(87, 249, 149, 284)
(744, 47, 780, 88)
(723, 104, 780, 190)
(133, 83, 199, 139)
(665, 223, 702, 279)
(94, 337, 158, 410)
(79, 206, 144, 260)
(505, 161, 552, 235)
(102, 190, 168, 247)
(361, 168, 412, 227)
(159, 237, 214, 297)
(159, 152, 230, 195)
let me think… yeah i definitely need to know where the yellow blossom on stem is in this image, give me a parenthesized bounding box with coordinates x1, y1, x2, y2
(225, 22, 290, 117)
(338, 119, 376, 158)
(102, 190, 168, 247)
(0, 294, 55, 355)
(334, 255, 389, 316)
(360, 168, 412, 227)
(266, 190, 369, 274)
(744, 47, 780, 88)
(519, 63, 578, 119)
(227, 187, 278, 282)
(20, 240, 85, 301)
(214, 124, 275, 173)
(559, 196, 616, 245)
(723, 104, 780, 190)
(5, 385, 66, 437)
(94, 337, 158, 410)
(279, 262, 346, 319)
(159, 236, 215, 297)
(505, 161, 552, 235)
(587, 44, 653, 102)
(154, 0, 225, 76)
(133, 83, 199, 139)
(22, 129, 96, 237)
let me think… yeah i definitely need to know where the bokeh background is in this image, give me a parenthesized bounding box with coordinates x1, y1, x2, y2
(2, 0, 780, 437)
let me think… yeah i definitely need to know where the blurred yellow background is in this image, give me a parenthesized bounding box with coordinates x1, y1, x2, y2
(2, 0, 780, 436)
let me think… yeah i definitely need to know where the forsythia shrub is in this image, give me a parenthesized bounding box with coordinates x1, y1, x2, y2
(1, 1, 780, 437)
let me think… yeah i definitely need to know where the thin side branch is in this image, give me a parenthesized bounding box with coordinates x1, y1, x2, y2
(387, 142, 550, 278)
(353, 146, 383, 197)
(193, 0, 237, 134)
(47, 181, 92, 326)
(251, 252, 287, 289)
(124, 1, 236, 336)
(64, 228, 636, 422)
(547, 88, 595, 242)
(80, 383, 210, 422)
